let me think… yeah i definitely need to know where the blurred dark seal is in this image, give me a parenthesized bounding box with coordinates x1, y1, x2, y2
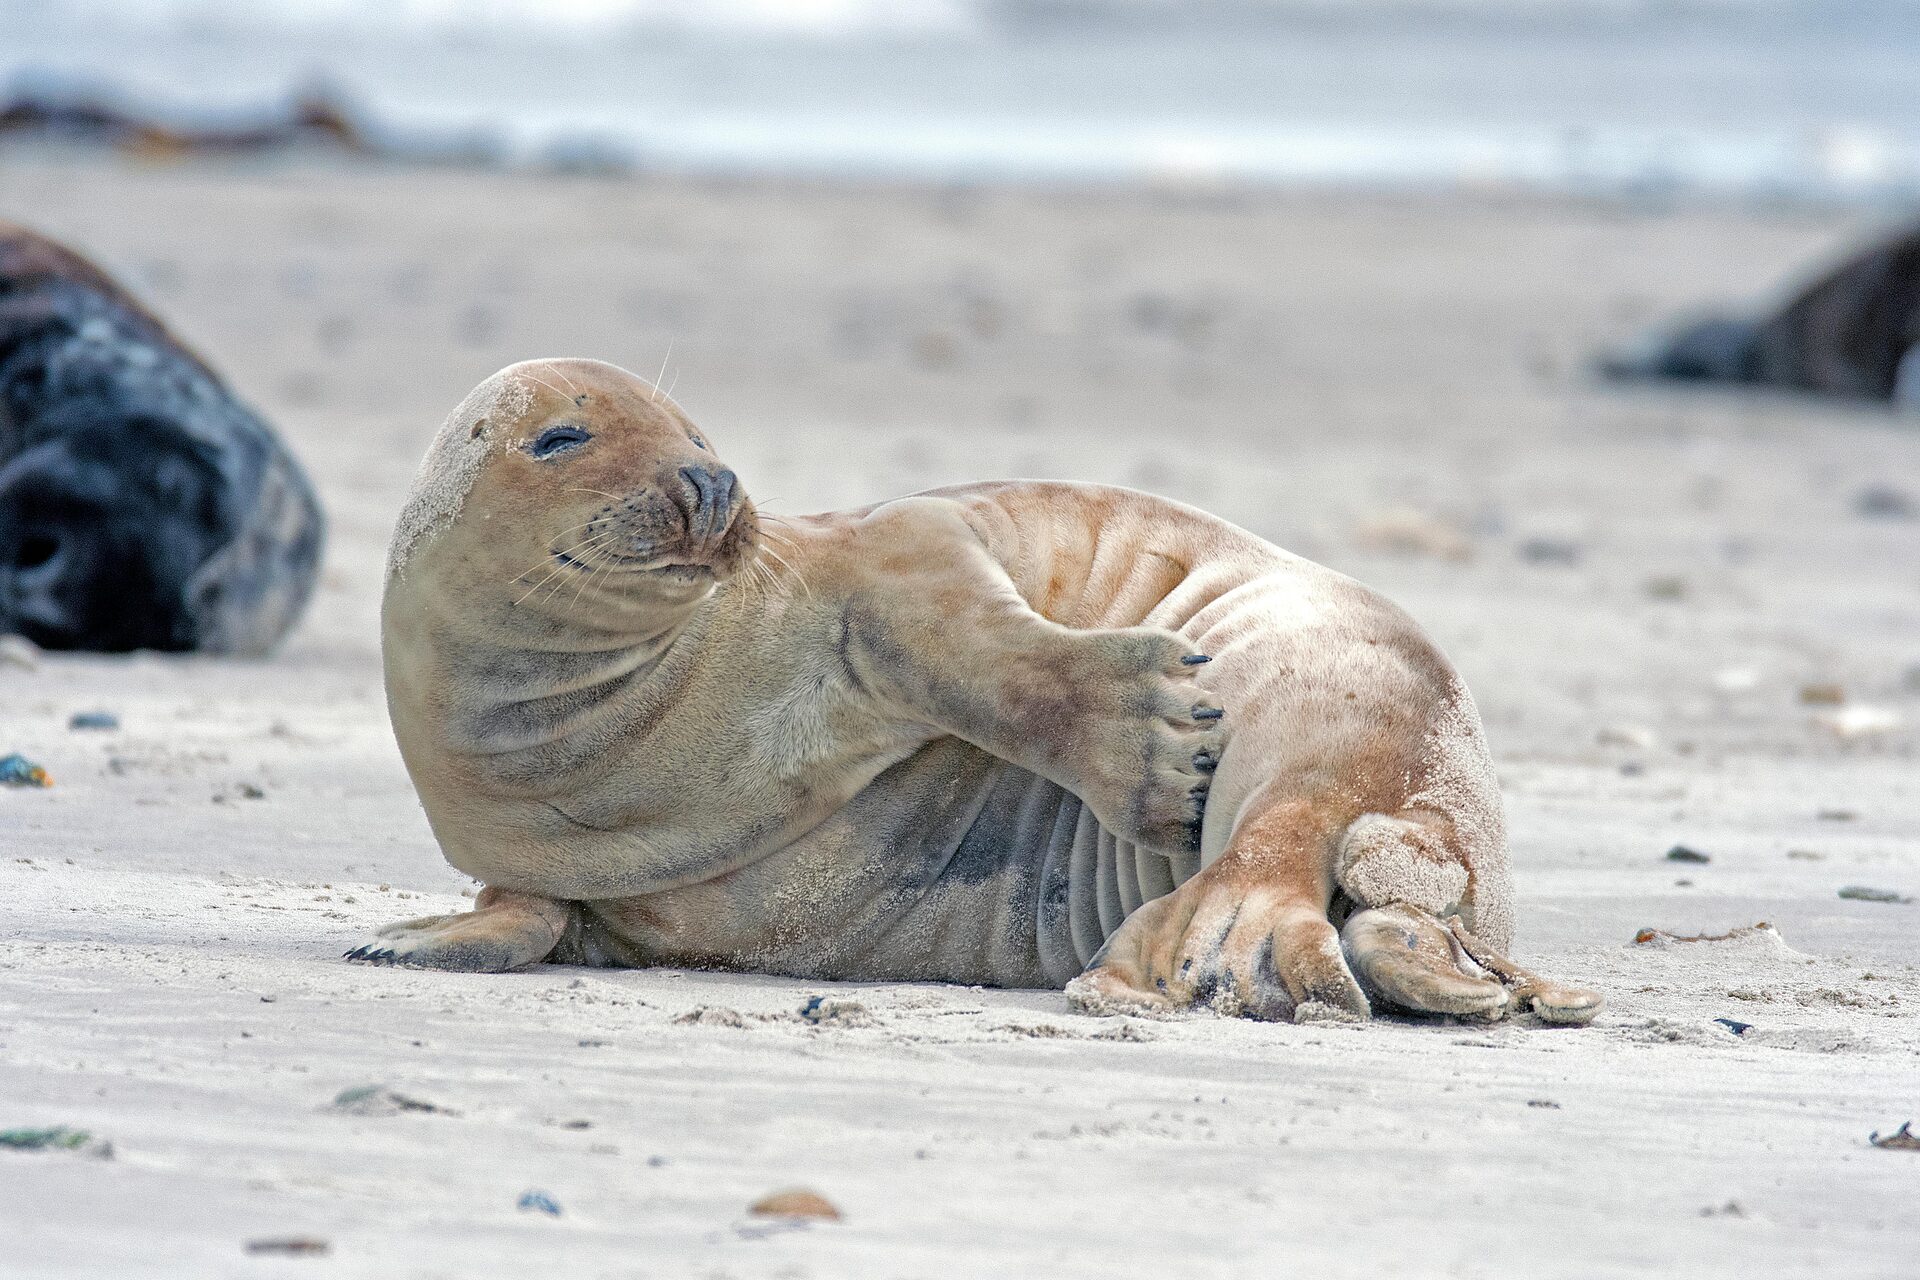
(1603, 219, 1920, 407)
(0, 223, 323, 652)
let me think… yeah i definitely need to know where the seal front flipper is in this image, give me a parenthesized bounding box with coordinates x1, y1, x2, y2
(345, 887, 573, 973)
(836, 498, 1224, 854)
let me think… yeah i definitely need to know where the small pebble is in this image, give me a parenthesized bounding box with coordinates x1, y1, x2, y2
(1666, 845, 1711, 864)
(750, 1188, 841, 1221)
(1797, 683, 1845, 706)
(1517, 536, 1582, 566)
(1350, 509, 1472, 561)
(1713, 1018, 1753, 1036)
(517, 1190, 562, 1216)
(1852, 484, 1916, 519)
(1597, 725, 1657, 750)
(1869, 1122, 1920, 1151)
(0, 1126, 111, 1157)
(1838, 885, 1911, 904)
(67, 711, 120, 731)
(0, 754, 51, 787)
(1816, 705, 1903, 739)
(245, 1238, 329, 1257)
(327, 1085, 444, 1116)
(798, 995, 876, 1027)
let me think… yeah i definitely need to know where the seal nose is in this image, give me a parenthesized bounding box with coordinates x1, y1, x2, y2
(677, 464, 739, 543)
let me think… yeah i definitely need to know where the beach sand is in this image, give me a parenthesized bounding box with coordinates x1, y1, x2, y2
(1, 156, 1916, 1277)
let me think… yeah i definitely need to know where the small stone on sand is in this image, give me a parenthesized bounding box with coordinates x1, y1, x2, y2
(1351, 508, 1472, 561)
(245, 1238, 329, 1256)
(0, 754, 51, 787)
(327, 1085, 445, 1116)
(1796, 683, 1845, 706)
(1838, 885, 1911, 904)
(0, 1126, 111, 1157)
(750, 1188, 841, 1221)
(1816, 705, 1903, 738)
(1869, 1122, 1920, 1151)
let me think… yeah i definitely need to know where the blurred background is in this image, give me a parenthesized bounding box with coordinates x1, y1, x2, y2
(9, 0, 1920, 197)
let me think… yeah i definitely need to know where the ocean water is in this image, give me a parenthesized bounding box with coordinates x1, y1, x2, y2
(6, 0, 1920, 200)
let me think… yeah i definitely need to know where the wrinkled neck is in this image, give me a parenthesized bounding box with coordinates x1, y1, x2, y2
(387, 571, 719, 763)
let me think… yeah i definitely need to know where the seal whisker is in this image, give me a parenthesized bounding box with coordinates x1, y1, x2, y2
(520, 372, 575, 406)
(650, 340, 674, 404)
(506, 521, 603, 581)
(756, 543, 810, 600)
(506, 522, 612, 587)
(537, 533, 627, 606)
(513, 529, 626, 606)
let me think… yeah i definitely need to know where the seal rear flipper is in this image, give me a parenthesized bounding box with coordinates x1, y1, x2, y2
(344, 887, 572, 972)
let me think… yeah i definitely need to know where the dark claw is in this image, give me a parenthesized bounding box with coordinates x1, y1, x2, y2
(1180, 654, 1211, 666)
(1193, 751, 1218, 772)
(1193, 705, 1224, 721)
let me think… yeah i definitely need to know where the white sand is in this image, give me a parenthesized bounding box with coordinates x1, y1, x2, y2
(2, 158, 1917, 1277)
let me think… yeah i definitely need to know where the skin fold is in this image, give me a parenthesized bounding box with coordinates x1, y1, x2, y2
(354, 357, 1600, 1025)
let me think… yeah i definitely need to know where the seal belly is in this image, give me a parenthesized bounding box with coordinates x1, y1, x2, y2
(567, 734, 1193, 988)
(774, 736, 1193, 988)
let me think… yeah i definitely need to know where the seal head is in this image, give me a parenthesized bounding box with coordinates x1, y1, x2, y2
(388, 357, 757, 640)
(0, 222, 324, 653)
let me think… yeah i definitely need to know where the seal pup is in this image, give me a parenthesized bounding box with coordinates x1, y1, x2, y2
(355, 357, 1600, 1024)
(1602, 218, 1920, 407)
(0, 222, 323, 652)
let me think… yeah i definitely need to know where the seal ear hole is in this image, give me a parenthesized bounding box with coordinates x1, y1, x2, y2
(469, 417, 488, 440)
(528, 424, 591, 459)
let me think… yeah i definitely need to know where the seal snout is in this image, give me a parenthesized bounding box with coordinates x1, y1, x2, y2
(675, 462, 742, 547)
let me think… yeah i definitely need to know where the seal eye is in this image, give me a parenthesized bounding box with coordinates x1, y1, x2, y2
(529, 424, 590, 459)
(689, 433, 708, 451)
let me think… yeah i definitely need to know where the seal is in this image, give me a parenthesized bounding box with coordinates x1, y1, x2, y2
(1602, 218, 1920, 407)
(353, 357, 1601, 1024)
(0, 222, 324, 652)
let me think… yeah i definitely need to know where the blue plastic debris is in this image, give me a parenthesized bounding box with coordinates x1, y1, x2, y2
(1713, 1018, 1753, 1036)
(517, 1190, 561, 1216)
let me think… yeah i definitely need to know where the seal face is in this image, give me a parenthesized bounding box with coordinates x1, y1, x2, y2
(359, 357, 1601, 1026)
(0, 223, 324, 653)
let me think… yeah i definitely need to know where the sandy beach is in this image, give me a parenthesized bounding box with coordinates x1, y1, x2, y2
(2, 155, 1917, 1277)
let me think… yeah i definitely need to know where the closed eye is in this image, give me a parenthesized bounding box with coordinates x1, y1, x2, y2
(688, 432, 708, 451)
(529, 424, 591, 459)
